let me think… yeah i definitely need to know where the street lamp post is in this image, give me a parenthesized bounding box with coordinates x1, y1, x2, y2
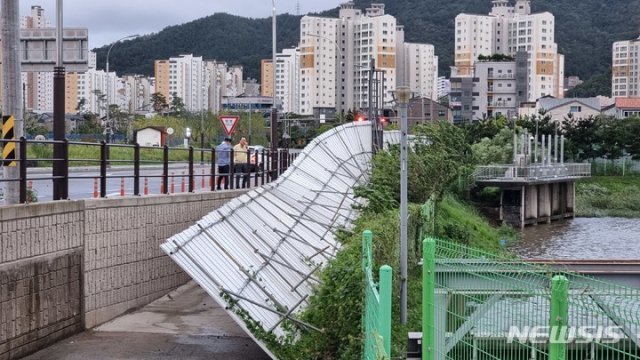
(105, 34, 138, 143)
(395, 86, 411, 325)
(270, 0, 278, 180)
(184, 127, 192, 149)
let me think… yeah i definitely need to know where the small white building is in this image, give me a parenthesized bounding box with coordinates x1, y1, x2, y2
(135, 126, 166, 147)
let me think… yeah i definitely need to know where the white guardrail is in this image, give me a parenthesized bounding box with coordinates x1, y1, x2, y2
(473, 163, 591, 181)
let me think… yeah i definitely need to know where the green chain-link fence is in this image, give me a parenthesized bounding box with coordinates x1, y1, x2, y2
(422, 238, 640, 360)
(362, 230, 393, 360)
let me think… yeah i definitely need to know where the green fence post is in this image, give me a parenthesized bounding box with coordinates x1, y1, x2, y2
(363, 230, 372, 272)
(549, 275, 569, 360)
(379, 265, 393, 358)
(422, 238, 436, 360)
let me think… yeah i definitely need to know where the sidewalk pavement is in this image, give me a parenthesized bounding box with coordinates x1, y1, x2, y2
(22, 282, 270, 360)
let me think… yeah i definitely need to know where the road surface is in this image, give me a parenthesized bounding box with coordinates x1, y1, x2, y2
(22, 281, 270, 360)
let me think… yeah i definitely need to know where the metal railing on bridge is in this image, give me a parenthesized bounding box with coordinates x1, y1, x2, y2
(473, 163, 591, 182)
(418, 238, 640, 360)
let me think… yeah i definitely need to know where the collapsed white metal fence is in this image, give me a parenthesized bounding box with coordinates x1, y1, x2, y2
(161, 122, 395, 356)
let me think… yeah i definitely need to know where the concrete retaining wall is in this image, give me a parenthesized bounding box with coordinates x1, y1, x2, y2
(0, 190, 246, 359)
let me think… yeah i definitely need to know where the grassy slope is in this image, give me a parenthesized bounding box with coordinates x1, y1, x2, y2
(576, 176, 640, 217)
(281, 195, 513, 359)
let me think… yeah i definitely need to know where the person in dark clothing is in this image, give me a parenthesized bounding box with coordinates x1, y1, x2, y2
(215, 137, 232, 190)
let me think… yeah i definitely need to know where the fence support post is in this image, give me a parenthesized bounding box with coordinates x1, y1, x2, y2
(261, 150, 266, 185)
(210, 148, 216, 192)
(423, 238, 436, 360)
(549, 275, 569, 360)
(100, 141, 107, 197)
(133, 143, 140, 196)
(188, 146, 194, 192)
(162, 145, 169, 194)
(19, 137, 27, 203)
(379, 265, 392, 358)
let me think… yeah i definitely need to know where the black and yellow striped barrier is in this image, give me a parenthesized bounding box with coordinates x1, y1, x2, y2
(2, 115, 16, 167)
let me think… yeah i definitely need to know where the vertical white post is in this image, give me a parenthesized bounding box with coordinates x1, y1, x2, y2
(396, 86, 410, 324)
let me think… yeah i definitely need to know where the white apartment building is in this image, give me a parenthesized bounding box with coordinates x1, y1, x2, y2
(299, 16, 340, 115)
(437, 76, 451, 99)
(225, 65, 244, 98)
(295, 3, 436, 116)
(403, 43, 438, 100)
(155, 54, 208, 112)
(612, 38, 640, 97)
(204, 61, 226, 113)
(21, 5, 53, 112)
(352, 4, 397, 111)
(475, 61, 518, 119)
(454, 0, 564, 101)
(275, 48, 301, 114)
(123, 75, 154, 114)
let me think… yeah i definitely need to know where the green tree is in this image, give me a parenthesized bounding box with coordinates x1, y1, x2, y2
(621, 117, 640, 159)
(151, 92, 168, 113)
(471, 127, 515, 165)
(562, 115, 600, 161)
(357, 121, 474, 212)
(74, 113, 102, 134)
(170, 92, 186, 115)
(24, 113, 47, 136)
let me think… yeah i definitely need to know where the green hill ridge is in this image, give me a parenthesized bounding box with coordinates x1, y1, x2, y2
(94, 0, 640, 96)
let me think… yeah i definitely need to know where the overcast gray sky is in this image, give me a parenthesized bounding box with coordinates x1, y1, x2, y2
(20, 0, 344, 49)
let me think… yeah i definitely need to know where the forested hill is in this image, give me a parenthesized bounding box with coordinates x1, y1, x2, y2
(95, 0, 640, 96)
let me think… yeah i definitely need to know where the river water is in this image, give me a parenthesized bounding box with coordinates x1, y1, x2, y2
(509, 217, 640, 260)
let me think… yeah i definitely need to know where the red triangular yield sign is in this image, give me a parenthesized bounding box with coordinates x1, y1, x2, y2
(219, 116, 240, 136)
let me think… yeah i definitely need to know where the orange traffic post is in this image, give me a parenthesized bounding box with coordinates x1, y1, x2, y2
(93, 178, 99, 198)
(170, 172, 175, 193)
(201, 169, 205, 189)
(120, 177, 125, 197)
(181, 171, 186, 193)
(144, 177, 149, 196)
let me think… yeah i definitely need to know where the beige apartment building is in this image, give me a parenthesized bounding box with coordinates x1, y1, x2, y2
(454, 0, 564, 101)
(612, 38, 640, 98)
(289, 2, 437, 116)
(260, 59, 274, 98)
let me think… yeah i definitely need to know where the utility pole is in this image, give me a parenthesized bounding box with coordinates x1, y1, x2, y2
(2, 0, 24, 204)
(368, 58, 375, 152)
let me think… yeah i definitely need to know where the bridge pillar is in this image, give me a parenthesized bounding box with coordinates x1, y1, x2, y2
(566, 181, 575, 218)
(551, 183, 561, 219)
(537, 184, 551, 224)
(524, 185, 538, 225)
(520, 186, 525, 229)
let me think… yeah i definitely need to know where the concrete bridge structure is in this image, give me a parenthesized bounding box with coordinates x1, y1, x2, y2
(474, 133, 590, 228)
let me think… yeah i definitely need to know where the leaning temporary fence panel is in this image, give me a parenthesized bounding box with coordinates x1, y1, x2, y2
(161, 122, 393, 357)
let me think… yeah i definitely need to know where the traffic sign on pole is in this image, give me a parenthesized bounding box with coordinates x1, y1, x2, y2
(219, 116, 240, 136)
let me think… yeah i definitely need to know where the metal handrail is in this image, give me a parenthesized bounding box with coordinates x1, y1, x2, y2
(473, 163, 592, 181)
(0, 137, 297, 204)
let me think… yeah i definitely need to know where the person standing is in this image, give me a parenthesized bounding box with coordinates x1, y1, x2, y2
(215, 137, 232, 190)
(233, 137, 249, 188)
